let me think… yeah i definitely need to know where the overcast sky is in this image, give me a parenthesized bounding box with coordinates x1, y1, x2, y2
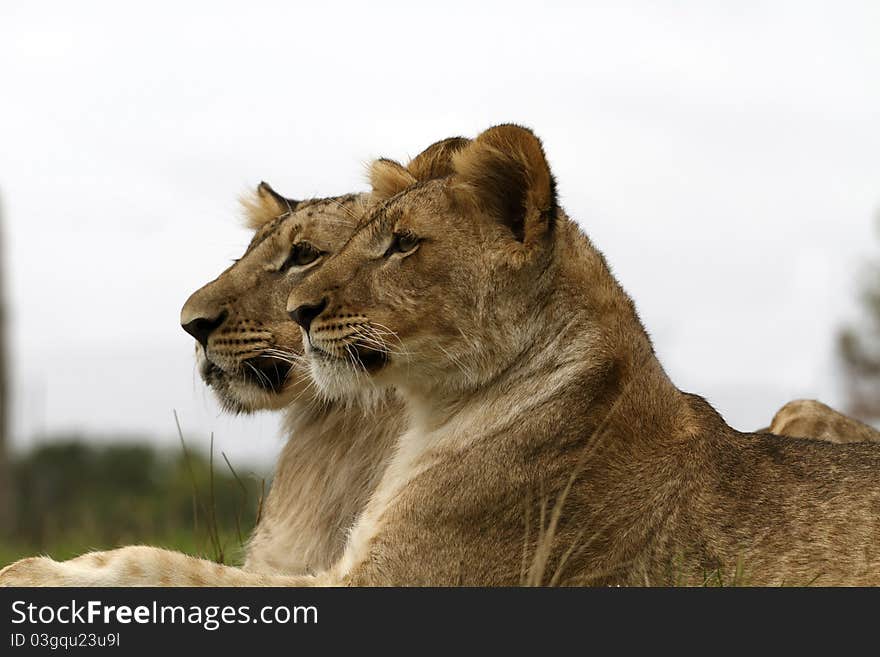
(1, 1, 878, 467)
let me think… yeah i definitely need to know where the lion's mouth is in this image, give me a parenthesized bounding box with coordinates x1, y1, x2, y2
(352, 346, 388, 372)
(201, 355, 293, 394)
(311, 343, 388, 373)
(240, 356, 294, 392)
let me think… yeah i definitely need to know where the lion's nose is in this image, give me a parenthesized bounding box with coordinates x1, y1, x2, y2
(181, 310, 228, 349)
(289, 299, 328, 333)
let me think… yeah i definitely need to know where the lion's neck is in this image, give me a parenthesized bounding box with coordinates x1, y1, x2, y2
(401, 216, 671, 443)
(243, 394, 401, 575)
(332, 218, 693, 583)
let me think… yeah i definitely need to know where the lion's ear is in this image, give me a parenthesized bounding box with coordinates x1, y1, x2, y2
(370, 137, 470, 202)
(451, 124, 556, 244)
(240, 181, 299, 230)
(369, 158, 418, 201)
(406, 137, 471, 181)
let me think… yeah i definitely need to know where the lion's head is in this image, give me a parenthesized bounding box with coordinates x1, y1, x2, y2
(180, 183, 368, 413)
(286, 125, 560, 400)
(180, 137, 471, 413)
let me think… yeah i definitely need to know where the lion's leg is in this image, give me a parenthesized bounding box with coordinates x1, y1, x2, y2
(767, 399, 880, 444)
(0, 546, 327, 587)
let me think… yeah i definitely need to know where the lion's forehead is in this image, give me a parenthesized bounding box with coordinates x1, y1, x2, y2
(246, 193, 367, 255)
(364, 180, 445, 227)
(295, 195, 365, 244)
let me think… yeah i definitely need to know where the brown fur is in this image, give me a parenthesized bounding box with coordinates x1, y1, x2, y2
(769, 399, 880, 444)
(406, 136, 471, 181)
(190, 187, 402, 575)
(369, 159, 417, 202)
(0, 138, 471, 587)
(4, 130, 878, 587)
(371, 137, 471, 201)
(0, 189, 398, 585)
(280, 124, 880, 586)
(239, 181, 299, 231)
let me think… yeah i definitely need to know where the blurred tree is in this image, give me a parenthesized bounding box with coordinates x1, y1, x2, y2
(0, 191, 10, 535)
(838, 209, 880, 419)
(7, 439, 263, 564)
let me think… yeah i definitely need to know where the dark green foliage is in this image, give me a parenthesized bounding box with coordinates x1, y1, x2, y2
(838, 211, 880, 419)
(2, 438, 265, 565)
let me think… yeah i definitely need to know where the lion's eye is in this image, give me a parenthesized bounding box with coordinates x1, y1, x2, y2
(281, 242, 322, 271)
(385, 231, 420, 257)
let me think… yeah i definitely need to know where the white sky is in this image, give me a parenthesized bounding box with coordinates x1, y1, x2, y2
(1, 1, 878, 467)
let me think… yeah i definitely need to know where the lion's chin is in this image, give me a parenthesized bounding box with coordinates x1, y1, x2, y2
(307, 347, 384, 401)
(199, 358, 294, 415)
(204, 376, 284, 415)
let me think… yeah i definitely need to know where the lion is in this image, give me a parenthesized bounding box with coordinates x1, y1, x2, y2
(181, 182, 403, 577)
(0, 139, 471, 586)
(2, 127, 878, 586)
(273, 124, 880, 586)
(0, 185, 391, 585)
(203, 136, 471, 577)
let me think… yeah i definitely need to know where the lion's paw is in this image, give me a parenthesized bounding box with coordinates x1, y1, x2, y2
(0, 556, 68, 587)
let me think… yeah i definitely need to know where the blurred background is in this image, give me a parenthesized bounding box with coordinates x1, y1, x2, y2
(0, 1, 878, 563)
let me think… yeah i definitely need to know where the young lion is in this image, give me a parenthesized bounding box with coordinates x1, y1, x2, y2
(0, 140, 471, 586)
(180, 183, 402, 577)
(0, 128, 876, 585)
(0, 185, 392, 586)
(274, 124, 880, 586)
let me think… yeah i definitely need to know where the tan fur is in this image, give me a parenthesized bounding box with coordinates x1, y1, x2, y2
(369, 159, 417, 201)
(5, 129, 878, 587)
(274, 124, 880, 586)
(0, 137, 471, 587)
(239, 181, 297, 231)
(0, 188, 397, 586)
(768, 399, 880, 444)
(371, 137, 471, 199)
(0, 548, 311, 586)
(406, 136, 471, 181)
(450, 124, 555, 245)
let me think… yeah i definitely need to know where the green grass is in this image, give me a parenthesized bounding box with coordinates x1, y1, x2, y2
(1, 437, 265, 569)
(0, 531, 246, 566)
